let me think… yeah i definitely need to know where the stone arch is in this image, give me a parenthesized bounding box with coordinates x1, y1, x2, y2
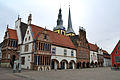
(51, 59, 59, 69)
(82, 62, 86, 68)
(77, 62, 81, 69)
(86, 62, 90, 68)
(91, 61, 94, 68)
(69, 60, 75, 69)
(60, 59, 68, 69)
(95, 62, 97, 67)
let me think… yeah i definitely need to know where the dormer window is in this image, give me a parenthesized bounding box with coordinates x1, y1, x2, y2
(44, 34, 47, 39)
(27, 31, 29, 34)
(115, 51, 118, 54)
(25, 38, 27, 42)
(29, 36, 30, 40)
(62, 32, 64, 35)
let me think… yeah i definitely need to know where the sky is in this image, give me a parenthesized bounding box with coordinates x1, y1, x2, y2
(0, 0, 120, 54)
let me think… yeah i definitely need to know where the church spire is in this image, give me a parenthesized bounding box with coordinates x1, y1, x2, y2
(66, 5, 75, 36)
(57, 8, 63, 26)
(53, 8, 66, 35)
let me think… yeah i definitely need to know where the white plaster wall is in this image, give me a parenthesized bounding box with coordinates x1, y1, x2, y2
(51, 45, 76, 63)
(104, 58, 111, 67)
(21, 54, 32, 69)
(21, 26, 34, 69)
(98, 49, 103, 55)
(21, 26, 33, 54)
(15, 19, 22, 44)
(90, 51, 98, 63)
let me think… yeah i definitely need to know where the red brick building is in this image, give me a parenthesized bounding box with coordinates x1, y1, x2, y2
(111, 40, 120, 67)
(70, 27, 90, 68)
(1, 27, 18, 67)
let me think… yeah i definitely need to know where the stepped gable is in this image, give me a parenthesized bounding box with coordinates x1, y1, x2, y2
(20, 22, 28, 41)
(31, 24, 75, 49)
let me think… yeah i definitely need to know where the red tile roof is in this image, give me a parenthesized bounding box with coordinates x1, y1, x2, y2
(31, 24, 75, 49)
(8, 28, 17, 40)
(102, 50, 111, 59)
(102, 50, 108, 54)
(89, 43, 99, 52)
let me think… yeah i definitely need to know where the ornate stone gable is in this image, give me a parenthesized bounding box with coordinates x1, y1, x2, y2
(36, 29, 51, 43)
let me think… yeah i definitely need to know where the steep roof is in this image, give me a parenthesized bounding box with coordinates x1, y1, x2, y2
(20, 22, 28, 41)
(66, 6, 75, 34)
(102, 50, 110, 59)
(31, 24, 75, 49)
(111, 40, 120, 56)
(70, 35, 79, 47)
(8, 28, 17, 40)
(89, 43, 98, 52)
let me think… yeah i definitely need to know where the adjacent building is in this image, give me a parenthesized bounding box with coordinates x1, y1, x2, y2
(70, 27, 90, 69)
(111, 40, 120, 67)
(102, 50, 111, 67)
(89, 43, 98, 67)
(1, 26, 18, 68)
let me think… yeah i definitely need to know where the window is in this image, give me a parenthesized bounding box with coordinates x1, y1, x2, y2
(119, 44, 120, 47)
(21, 57, 25, 65)
(115, 56, 120, 63)
(41, 43, 43, 50)
(46, 44, 47, 51)
(115, 51, 118, 54)
(24, 45, 29, 52)
(25, 38, 27, 42)
(16, 41, 18, 47)
(52, 48, 56, 54)
(64, 49, 67, 56)
(10, 40, 13, 47)
(44, 34, 47, 39)
(71, 50, 74, 57)
(28, 56, 30, 61)
(43, 43, 45, 51)
(117, 46, 119, 50)
(38, 42, 40, 50)
(8, 40, 10, 46)
(29, 36, 30, 40)
(27, 31, 29, 34)
(13, 41, 16, 47)
(62, 32, 64, 35)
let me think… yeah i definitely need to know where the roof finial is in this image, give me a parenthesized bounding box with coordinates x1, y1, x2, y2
(28, 13, 32, 25)
(7, 24, 9, 29)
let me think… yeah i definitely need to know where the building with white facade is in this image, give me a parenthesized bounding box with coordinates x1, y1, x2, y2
(89, 43, 98, 67)
(15, 14, 76, 70)
(102, 50, 111, 67)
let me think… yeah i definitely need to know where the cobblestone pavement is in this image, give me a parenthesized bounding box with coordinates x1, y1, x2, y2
(0, 67, 120, 80)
